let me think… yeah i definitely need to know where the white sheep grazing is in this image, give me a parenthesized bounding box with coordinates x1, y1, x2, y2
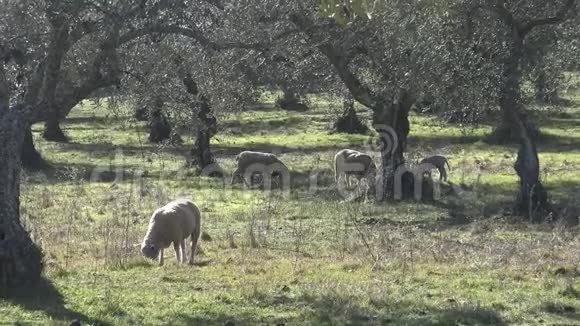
(334, 149, 377, 186)
(231, 151, 289, 185)
(141, 199, 201, 266)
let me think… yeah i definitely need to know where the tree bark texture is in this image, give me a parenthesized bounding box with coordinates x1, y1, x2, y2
(21, 125, 45, 171)
(277, 89, 309, 112)
(373, 92, 413, 201)
(148, 98, 172, 144)
(497, 25, 550, 219)
(190, 96, 217, 170)
(334, 99, 368, 134)
(42, 115, 68, 142)
(0, 110, 43, 290)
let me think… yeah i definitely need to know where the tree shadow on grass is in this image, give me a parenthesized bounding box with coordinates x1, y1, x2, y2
(220, 115, 306, 133)
(411, 132, 579, 155)
(23, 161, 144, 185)
(409, 134, 483, 148)
(46, 140, 355, 161)
(1, 278, 110, 325)
(172, 312, 272, 326)
(300, 293, 505, 326)
(538, 116, 580, 130)
(63, 116, 116, 125)
(58, 141, 186, 157)
(53, 131, 578, 160)
(541, 301, 580, 322)
(212, 143, 344, 157)
(536, 134, 580, 153)
(432, 179, 580, 230)
(167, 293, 504, 326)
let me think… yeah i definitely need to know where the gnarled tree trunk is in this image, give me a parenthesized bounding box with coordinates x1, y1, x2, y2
(0, 110, 43, 290)
(485, 106, 541, 144)
(277, 88, 309, 112)
(483, 0, 577, 145)
(190, 96, 217, 170)
(500, 84, 550, 219)
(514, 130, 549, 220)
(191, 131, 213, 169)
(495, 26, 551, 220)
(39, 16, 70, 143)
(289, 14, 420, 201)
(374, 92, 413, 201)
(148, 98, 173, 144)
(134, 106, 148, 122)
(21, 125, 45, 171)
(42, 112, 68, 143)
(182, 75, 216, 170)
(334, 98, 368, 134)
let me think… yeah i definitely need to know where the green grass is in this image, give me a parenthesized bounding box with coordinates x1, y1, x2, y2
(1, 92, 579, 325)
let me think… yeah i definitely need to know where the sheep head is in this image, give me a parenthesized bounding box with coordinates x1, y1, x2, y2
(141, 242, 160, 260)
(231, 171, 242, 184)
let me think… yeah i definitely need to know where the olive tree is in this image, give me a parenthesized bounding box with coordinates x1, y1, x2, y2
(120, 1, 347, 170)
(0, 0, 265, 288)
(317, 0, 578, 218)
(122, 38, 257, 169)
(289, 2, 437, 199)
(458, 0, 578, 218)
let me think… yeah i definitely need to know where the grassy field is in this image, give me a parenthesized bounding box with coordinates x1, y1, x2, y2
(1, 92, 579, 325)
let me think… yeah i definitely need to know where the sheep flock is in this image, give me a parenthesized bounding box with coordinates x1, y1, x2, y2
(140, 150, 450, 265)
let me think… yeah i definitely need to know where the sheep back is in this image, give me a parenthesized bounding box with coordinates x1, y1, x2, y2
(235, 151, 287, 173)
(335, 149, 376, 179)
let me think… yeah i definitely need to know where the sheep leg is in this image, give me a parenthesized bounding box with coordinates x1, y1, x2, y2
(189, 227, 201, 265)
(231, 171, 242, 185)
(158, 249, 164, 266)
(240, 173, 251, 187)
(263, 173, 272, 190)
(173, 242, 182, 264)
(439, 168, 447, 182)
(364, 181, 369, 202)
(180, 239, 186, 264)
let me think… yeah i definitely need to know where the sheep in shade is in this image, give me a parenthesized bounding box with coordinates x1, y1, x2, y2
(334, 149, 377, 187)
(419, 154, 450, 182)
(231, 151, 289, 186)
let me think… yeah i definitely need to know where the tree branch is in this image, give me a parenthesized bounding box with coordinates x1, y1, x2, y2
(62, 29, 122, 109)
(38, 19, 70, 108)
(32, 27, 122, 122)
(520, 0, 577, 35)
(488, 0, 519, 29)
(0, 64, 9, 115)
(119, 23, 297, 52)
(289, 13, 376, 109)
(203, 0, 225, 11)
(23, 60, 46, 106)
